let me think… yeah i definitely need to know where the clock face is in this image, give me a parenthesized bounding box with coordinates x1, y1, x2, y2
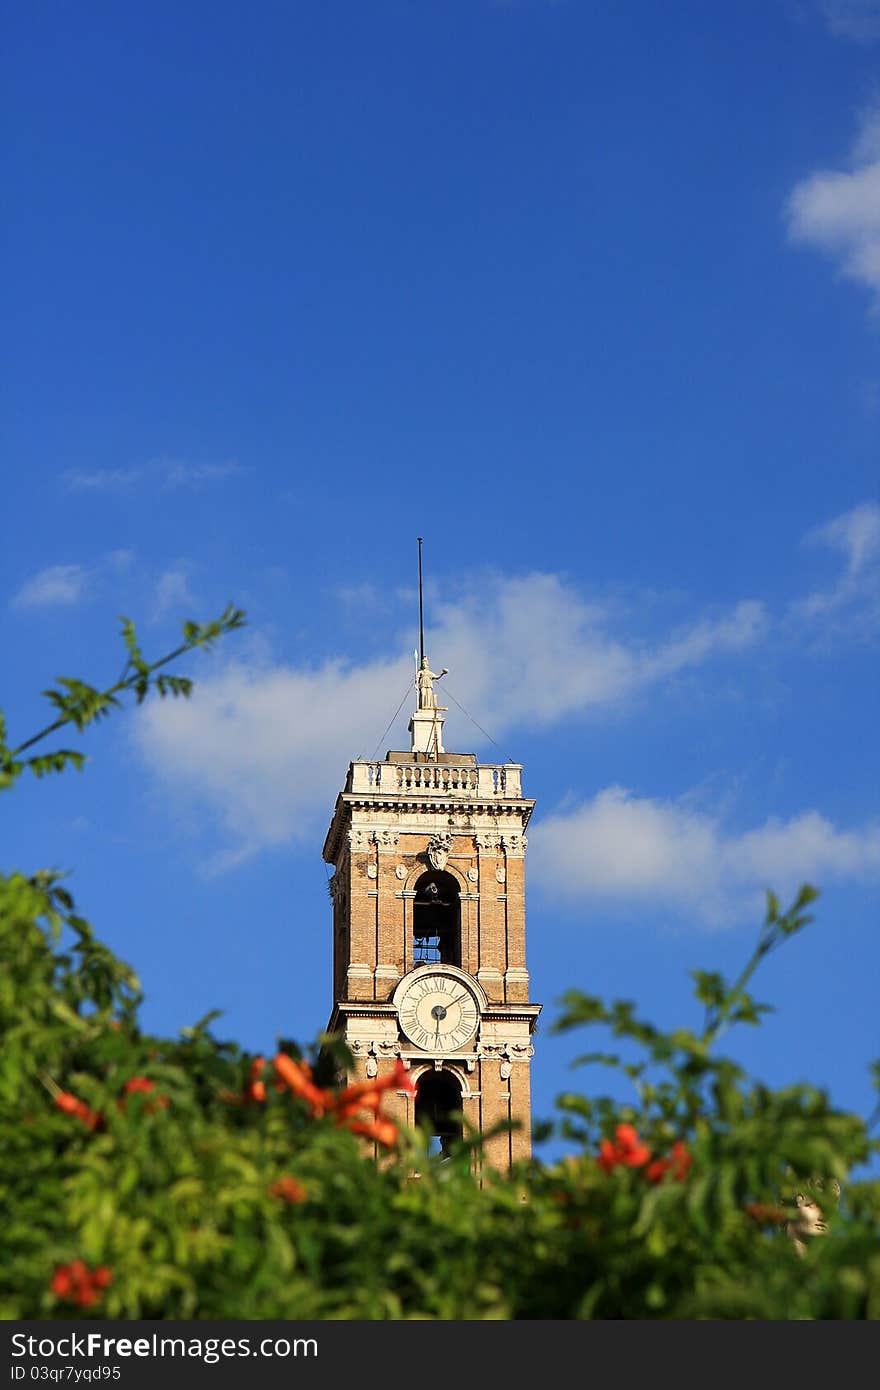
(398, 972, 479, 1053)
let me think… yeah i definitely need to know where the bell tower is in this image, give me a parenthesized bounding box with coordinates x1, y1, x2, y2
(322, 656, 540, 1170)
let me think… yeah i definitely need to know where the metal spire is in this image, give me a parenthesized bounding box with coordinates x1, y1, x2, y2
(417, 536, 425, 667)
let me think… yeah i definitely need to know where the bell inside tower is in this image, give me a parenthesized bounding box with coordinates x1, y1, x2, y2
(415, 1068, 463, 1157)
(412, 870, 461, 967)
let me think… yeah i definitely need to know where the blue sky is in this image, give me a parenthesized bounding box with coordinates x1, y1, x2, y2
(3, 1, 878, 1165)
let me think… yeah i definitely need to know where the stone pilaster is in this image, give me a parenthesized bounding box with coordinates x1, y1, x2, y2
(475, 832, 504, 1002)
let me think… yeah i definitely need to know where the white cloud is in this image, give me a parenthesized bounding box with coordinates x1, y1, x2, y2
(107, 549, 136, 573)
(135, 652, 415, 865)
(806, 500, 880, 576)
(639, 601, 766, 681)
(10, 550, 139, 612)
(336, 582, 384, 610)
(153, 566, 198, 621)
(818, 0, 880, 42)
(11, 564, 89, 609)
(64, 458, 244, 494)
(64, 467, 144, 493)
(787, 108, 880, 302)
(133, 573, 769, 865)
(796, 500, 880, 626)
(529, 787, 880, 926)
(429, 575, 767, 733)
(160, 460, 243, 490)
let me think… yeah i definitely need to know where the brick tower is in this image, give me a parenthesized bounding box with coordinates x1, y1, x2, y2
(322, 659, 540, 1169)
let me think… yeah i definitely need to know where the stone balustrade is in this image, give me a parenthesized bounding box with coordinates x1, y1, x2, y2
(348, 760, 522, 798)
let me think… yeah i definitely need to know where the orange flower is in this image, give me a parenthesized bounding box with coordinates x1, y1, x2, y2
(646, 1140, 692, 1184)
(614, 1124, 651, 1165)
(54, 1092, 102, 1131)
(50, 1265, 75, 1297)
(644, 1156, 669, 1183)
(50, 1261, 111, 1308)
(272, 1053, 331, 1117)
(268, 1175, 307, 1204)
(388, 1058, 416, 1094)
(597, 1138, 620, 1174)
(333, 1059, 415, 1120)
(272, 1056, 311, 1092)
(334, 1059, 413, 1108)
(123, 1077, 155, 1095)
(120, 1077, 170, 1112)
(348, 1118, 399, 1148)
(54, 1092, 85, 1116)
(333, 1079, 382, 1106)
(597, 1123, 651, 1173)
(334, 1089, 383, 1123)
(245, 1056, 267, 1103)
(745, 1202, 786, 1226)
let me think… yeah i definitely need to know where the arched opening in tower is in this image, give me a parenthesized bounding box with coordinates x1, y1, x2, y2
(415, 1068, 463, 1158)
(412, 870, 461, 967)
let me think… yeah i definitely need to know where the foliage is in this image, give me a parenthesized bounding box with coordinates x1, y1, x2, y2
(1, 616, 878, 1319)
(0, 605, 245, 790)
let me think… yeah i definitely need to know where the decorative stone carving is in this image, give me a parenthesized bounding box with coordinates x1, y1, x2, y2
(365, 1056, 378, 1078)
(784, 1177, 840, 1256)
(366, 863, 378, 879)
(348, 828, 372, 852)
(426, 832, 453, 871)
(474, 831, 500, 851)
(373, 829, 400, 850)
(501, 832, 527, 857)
(500, 1060, 512, 1080)
(467, 867, 478, 882)
(395, 863, 407, 879)
(495, 866, 506, 883)
(479, 1041, 534, 1063)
